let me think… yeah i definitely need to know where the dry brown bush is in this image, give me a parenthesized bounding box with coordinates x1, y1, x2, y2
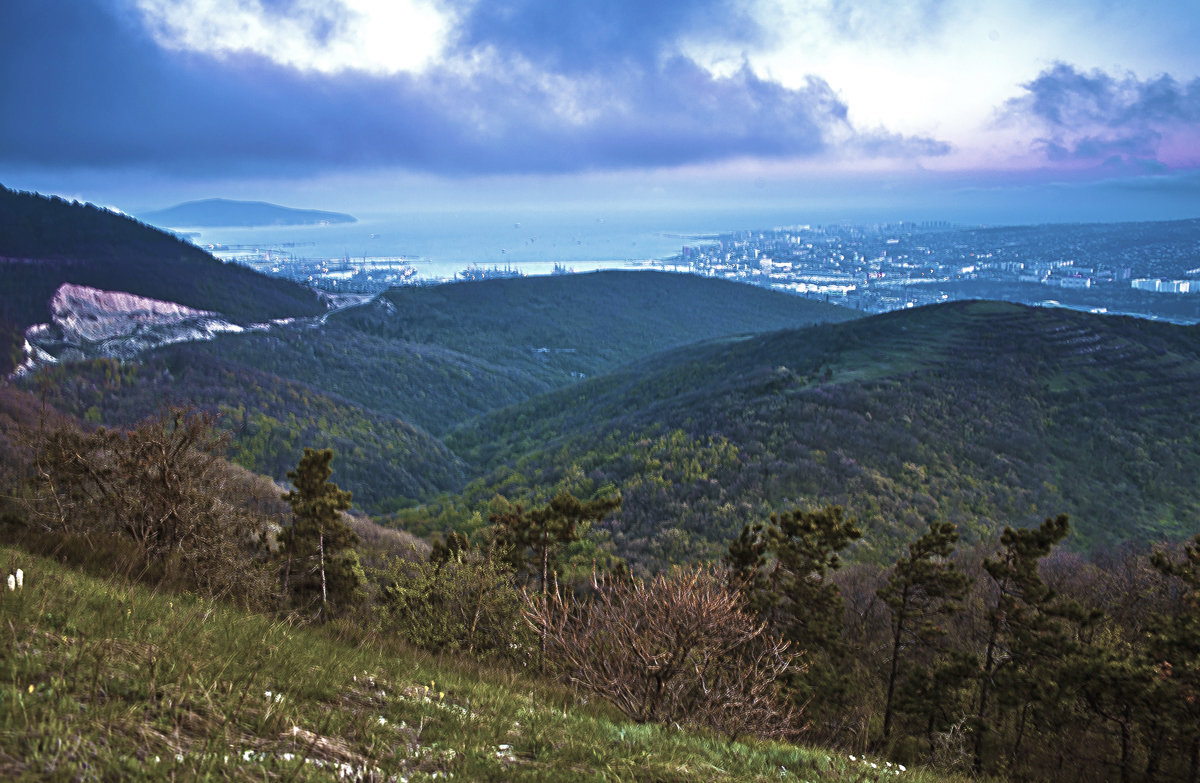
(24, 406, 275, 606)
(526, 565, 799, 739)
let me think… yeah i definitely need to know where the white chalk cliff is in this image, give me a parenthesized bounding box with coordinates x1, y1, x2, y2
(17, 283, 250, 373)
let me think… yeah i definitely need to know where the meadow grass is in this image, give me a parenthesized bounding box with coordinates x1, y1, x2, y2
(0, 545, 970, 781)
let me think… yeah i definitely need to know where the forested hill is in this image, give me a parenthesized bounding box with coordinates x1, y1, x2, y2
(444, 300, 1200, 568)
(334, 270, 862, 386)
(177, 271, 864, 438)
(0, 186, 326, 372)
(28, 270, 858, 511)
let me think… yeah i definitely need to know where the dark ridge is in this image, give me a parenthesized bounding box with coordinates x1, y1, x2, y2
(0, 185, 326, 373)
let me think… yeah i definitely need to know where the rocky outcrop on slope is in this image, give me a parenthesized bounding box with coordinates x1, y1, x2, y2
(16, 283, 262, 373)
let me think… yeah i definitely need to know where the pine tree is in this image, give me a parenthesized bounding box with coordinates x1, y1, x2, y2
(490, 490, 621, 593)
(490, 489, 620, 668)
(725, 520, 768, 588)
(430, 531, 471, 567)
(280, 447, 362, 617)
(727, 506, 861, 720)
(972, 514, 1070, 776)
(1149, 534, 1200, 783)
(878, 520, 972, 744)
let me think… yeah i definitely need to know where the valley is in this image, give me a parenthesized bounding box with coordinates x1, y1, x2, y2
(6, 184, 1199, 567)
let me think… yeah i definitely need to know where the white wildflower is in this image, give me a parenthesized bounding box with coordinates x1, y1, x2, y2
(378, 716, 387, 725)
(15, 569, 22, 589)
(6, 574, 13, 591)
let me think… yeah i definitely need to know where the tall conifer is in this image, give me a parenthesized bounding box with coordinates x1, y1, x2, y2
(973, 514, 1070, 776)
(280, 447, 361, 617)
(878, 520, 971, 744)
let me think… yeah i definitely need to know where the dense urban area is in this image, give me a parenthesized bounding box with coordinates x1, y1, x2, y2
(656, 218, 1200, 323)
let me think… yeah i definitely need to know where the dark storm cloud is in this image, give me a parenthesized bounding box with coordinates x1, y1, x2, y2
(0, 0, 948, 177)
(1007, 63, 1200, 163)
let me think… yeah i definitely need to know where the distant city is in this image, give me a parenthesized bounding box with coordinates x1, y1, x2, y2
(651, 219, 1200, 324)
(212, 218, 1200, 324)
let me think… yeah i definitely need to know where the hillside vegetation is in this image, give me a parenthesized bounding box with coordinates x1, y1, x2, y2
(336, 271, 861, 387)
(29, 354, 468, 510)
(444, 300, 1200, 567)
(6, 277, 1200, 782)
(0, 545, 954, 782)
(187, 271, 859, 436)
(23, 271, 861, 507)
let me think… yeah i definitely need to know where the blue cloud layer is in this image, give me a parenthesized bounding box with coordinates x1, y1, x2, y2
(0, 0, 949, 177)
(448, 0, 763, 72)
(1008, 63, 1200, 163)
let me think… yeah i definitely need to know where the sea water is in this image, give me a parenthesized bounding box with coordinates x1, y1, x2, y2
(179, 205, 832, 280)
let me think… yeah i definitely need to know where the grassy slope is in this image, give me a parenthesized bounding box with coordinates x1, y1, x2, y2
(446, 300, 1200, 566)
(0, 546, 958, 782)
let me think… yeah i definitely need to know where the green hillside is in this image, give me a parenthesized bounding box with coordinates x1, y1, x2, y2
(445, 300, 1200, 568)
(0, 545, 958, 782)
(24, 272, 860, 509)
(31, 352, 467, 510)
(320, 270, 862, 433)
(178, 321, 563, 438)
(0, 185, 326, 373)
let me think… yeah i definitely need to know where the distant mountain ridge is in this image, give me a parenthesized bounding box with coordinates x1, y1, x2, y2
(139, 198, 357, 227)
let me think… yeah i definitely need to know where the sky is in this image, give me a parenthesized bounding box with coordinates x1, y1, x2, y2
(2, 0, 1199, 224)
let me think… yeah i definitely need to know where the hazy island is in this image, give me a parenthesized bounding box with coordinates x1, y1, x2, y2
(138, 198, 357, 228)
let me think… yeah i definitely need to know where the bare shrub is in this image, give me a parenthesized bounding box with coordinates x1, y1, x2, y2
(25, 406, 274, 606)
(526, 566, 799, 739)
